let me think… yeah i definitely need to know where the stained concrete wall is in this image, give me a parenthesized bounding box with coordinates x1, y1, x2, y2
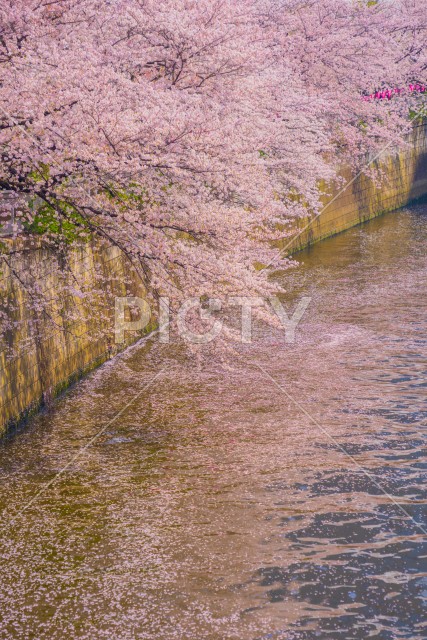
(280, 122, 427, 254)
(0, 122, 426, 434)
(0, 242, 150, 433)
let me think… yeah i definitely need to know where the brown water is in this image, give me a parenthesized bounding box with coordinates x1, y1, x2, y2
(0, 205, 426, 639)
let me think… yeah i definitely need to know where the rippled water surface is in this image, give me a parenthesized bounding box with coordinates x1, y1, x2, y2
(0, 205, 426, 639)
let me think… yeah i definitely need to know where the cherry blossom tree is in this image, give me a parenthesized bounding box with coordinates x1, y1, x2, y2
(0, 0, 425, 344)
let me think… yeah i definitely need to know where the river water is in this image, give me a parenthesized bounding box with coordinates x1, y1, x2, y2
(0, 204, 426, 639)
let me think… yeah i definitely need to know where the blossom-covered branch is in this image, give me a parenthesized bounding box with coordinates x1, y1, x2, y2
(0, 0, 425, 345)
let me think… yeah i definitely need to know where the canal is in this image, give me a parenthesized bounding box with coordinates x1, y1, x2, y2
(0, 203, 426, 639)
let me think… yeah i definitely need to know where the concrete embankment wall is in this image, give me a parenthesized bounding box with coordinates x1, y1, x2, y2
(1, 122, 426, 435)
(281, 122, 427, 254)
(0, 243, 150, 434)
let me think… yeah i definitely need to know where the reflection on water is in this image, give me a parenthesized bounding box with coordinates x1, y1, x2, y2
(0, 205, 426, 639)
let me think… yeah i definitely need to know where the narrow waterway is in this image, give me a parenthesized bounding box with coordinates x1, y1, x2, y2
(0, 204, 426, 640)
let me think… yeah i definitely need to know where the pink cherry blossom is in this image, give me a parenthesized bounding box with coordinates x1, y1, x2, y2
(0, 0, 425, 350)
